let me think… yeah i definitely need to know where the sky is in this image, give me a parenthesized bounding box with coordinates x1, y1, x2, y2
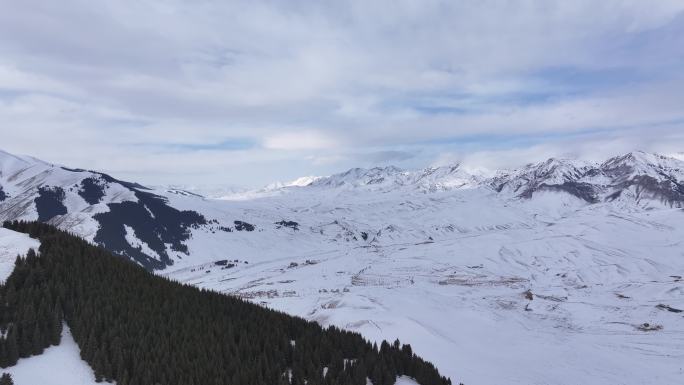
(1, 0, 683, 188)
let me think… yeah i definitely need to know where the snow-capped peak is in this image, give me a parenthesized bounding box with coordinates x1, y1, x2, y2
(487, 157, 592, 198)
(601, 151, 684, 180)
(0, 148, 53, 178)
(310, 166, 407, 188)
(286, 175, 323, 187)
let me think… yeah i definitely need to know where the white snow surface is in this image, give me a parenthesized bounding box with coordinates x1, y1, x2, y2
(0, 228, 39, 283)
(3, 326, 111, 385)
(394, 376, 420, 385)
(123, 224, 162, 262)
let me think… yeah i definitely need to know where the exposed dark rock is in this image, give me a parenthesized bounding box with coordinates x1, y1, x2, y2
(234, 220, 255, 232)
(275, 220, 299, 231)
(0, 186, 6, 202)
(656, 304, 682, 313)
(583, 168, 602, 177)
(605, 190, 623, 201)
(60, 166, 87, 172)
(214, 260, 236, 269)
(533, 182, 599, 203)
(34, 186, 67, 222)
(636, 323, 663, 331)
(523, 289, 534, 300)
(609, 175, 684, 207)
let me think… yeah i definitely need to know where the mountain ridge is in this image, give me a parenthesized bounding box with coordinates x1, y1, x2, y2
(223, 150, 684, 207)
(1, 149, 682, 271)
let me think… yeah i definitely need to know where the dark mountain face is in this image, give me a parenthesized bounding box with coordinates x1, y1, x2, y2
(78, 177, 107, 205)
(598, 153, 684, 207)
(531, 182, 599, 203)
(34, 186, 68, 222)
(93, 189, 206, 270)
(607, 175, 684, 206)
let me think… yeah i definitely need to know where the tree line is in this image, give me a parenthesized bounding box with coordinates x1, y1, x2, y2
(0, 221, 456, 385)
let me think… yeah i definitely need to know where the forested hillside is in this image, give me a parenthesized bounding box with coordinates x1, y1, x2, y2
(0, 221, 454, 385)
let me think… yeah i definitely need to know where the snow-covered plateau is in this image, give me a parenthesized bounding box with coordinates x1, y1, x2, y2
(1, 149, 683, 384)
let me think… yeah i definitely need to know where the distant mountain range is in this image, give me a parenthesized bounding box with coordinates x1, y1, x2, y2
(287, 151, 684, 206)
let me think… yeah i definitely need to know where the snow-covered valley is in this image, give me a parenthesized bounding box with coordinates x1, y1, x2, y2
(1, 149, 684, 384)
(163, 187, 684, 385)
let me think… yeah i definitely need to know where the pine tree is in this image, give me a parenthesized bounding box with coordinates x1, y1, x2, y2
(0, 373, 13, 385)
(31, 324, 44, 356)
(4, 328, 18, 367)
(0, 342, 6, 368)
(49, 307, 62, 346)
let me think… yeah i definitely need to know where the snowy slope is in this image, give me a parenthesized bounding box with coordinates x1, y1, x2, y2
(3, 326, 112, 385)
(0, 227, 40, 283)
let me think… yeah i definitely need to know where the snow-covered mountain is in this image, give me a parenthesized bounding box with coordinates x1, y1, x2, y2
(1, 149, 683, 384)
(0, 149, 214, 269)
(491, 152, 684, 207)
(303, 164, 485, 192)
(238, 151, 684, 207)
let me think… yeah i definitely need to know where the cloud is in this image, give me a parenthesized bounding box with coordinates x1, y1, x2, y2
(363, 150, 415, 163)
(263, 131, 339, 150)
(0, 0, 682, 186)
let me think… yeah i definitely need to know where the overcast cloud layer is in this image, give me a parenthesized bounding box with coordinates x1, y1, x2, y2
(1, 0, 683, 187)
